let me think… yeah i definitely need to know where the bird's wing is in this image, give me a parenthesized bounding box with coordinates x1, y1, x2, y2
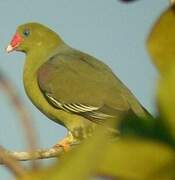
(44, 93, 116, 123)
(37, 50, 140, 123)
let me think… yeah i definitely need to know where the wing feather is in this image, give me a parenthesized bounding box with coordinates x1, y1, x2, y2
(45, 93, 115, 121)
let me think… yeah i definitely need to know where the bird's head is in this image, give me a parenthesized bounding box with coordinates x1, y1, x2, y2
(6, 22, 63, 54)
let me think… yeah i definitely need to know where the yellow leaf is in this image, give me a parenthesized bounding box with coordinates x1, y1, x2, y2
(158, 68, 175, 138)
(97, 137, 175, 180)
(147, 5, 175, 75)
(147, 3, 175, 139)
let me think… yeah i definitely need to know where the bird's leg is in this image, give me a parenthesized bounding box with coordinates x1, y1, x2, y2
(53, 131, 77, 152)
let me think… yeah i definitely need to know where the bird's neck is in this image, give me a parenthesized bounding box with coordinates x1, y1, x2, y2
(23, 42, 69, 93)
(25, 50, 49, 73)
(24, 43, 66, 73)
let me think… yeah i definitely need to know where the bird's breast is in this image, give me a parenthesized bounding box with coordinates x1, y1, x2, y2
(23, 66, 94, 131)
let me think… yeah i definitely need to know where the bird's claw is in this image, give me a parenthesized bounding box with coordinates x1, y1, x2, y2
(53, 139, 71, 152)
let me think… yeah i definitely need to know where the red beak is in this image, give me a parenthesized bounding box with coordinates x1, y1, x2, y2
(6, 32, 23, 53)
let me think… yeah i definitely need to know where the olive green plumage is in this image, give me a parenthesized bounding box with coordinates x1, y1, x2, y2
(8, 22, 148, 143)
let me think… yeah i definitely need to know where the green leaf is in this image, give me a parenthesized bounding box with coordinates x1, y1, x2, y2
(119, 115, 174, 146)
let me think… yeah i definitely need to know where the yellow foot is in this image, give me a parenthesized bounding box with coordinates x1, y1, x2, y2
(53, 138, 72, 152)
(53, 132, 75, 152)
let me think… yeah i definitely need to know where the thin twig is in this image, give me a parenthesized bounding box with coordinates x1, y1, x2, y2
(0, 73, 38, 168)
(0, 146, 26, 177)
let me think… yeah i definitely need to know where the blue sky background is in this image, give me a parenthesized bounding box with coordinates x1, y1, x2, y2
(0, 0, 169, 179)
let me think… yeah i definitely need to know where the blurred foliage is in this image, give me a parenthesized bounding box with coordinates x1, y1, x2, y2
(158, 70, 175, 139)
(147, 5, 175, 75)
(20, 117, 175, 180)
(4, 2, 175, 180)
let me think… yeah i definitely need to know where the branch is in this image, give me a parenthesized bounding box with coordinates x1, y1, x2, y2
(170, 0, 175, 4)
(1, 146, 65, 164)
(0, 147, 26, 177)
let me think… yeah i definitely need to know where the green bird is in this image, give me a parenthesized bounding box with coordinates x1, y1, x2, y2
(6, 22, 148, 149)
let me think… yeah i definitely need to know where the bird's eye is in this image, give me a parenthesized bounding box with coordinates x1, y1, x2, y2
(23, 29, 30, 37)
